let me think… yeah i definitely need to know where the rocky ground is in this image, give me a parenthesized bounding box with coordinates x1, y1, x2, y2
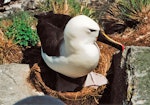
(0, 0, 150, 105)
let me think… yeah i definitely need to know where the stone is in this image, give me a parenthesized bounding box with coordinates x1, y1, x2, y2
(124, 46, 150, 105)
(0, 0, 44, 18)
(100, 46, 150, 105)
(0, 63, 43, 105)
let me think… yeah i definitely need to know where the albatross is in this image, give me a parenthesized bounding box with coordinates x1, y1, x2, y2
(35, 11, 124, 91)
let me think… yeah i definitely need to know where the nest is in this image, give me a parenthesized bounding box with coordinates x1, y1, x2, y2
(27, 42, 116, 105)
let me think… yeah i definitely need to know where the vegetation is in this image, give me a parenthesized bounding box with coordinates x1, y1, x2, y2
(98, 0, 150, 34)
(0, 29, 23, 64)
(0, 0, 150, 64)
(0, 12, 39, 47)
(118, 0, 150, 24)
(37, 0, 96, 19)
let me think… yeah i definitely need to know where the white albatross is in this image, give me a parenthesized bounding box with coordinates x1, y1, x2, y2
(35, 11, 124, 90)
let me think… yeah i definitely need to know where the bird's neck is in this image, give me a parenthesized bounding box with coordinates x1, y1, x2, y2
(60, 37, 98, 56)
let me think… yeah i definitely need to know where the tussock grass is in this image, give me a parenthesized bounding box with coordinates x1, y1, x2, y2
(97, 0, 150, 34)
(118, 0, 150, 23)
(37, 0, 96, 19)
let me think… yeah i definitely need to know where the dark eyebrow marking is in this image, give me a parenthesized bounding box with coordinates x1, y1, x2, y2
(89, 29, 96, 32)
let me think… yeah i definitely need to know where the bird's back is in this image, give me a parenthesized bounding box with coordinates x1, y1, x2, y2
(35, 11, 72, 56)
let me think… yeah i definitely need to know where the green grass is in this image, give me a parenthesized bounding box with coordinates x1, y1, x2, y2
(2, 11, 39, 47)
(97, 0, 150, 33)
(37, 0, 96, 19)
(118, 0, 150, 22)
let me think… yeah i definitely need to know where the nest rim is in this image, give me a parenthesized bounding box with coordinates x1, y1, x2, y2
(28, 63, 106, 101)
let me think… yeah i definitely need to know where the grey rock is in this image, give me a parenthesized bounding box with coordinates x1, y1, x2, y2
(106, 46, 150, 105)
(0, 0, 44, 18)
(5, 3, 22, 10)
(124, 46, 150, 105)
(0, 63, 43, 105)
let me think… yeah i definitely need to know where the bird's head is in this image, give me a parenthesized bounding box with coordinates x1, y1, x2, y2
(64, 15, 99, 43)
(64, 15, 125, 51)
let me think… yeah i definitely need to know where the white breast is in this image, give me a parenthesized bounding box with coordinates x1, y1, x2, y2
(59, 42, 100, 78)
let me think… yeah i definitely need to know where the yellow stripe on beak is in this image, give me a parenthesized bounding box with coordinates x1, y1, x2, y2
(97, 30, 125, 51)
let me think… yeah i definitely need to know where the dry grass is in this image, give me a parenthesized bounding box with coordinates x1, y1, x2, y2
(51, 0, 70, 15)
(97, 0, 150, 34)
(109, 21, 150, 47)
(97, 3, 126, 34)
(0, 29, 23, 64)
(117, 0, 150, 24)
(29, 63, 107, 105)
(0, 19, 13, 28)
(37, 0, 96, 18)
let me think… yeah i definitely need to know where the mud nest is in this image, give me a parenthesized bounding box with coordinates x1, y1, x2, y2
(26, 42, 116, 105)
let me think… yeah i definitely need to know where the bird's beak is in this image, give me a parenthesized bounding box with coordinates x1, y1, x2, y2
(97, 31, 125, 51)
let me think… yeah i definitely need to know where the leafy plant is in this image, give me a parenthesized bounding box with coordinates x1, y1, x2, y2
(4, 12, 39, 47)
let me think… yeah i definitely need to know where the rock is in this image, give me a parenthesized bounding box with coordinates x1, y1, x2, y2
(124, 46, 150, 105)
(5, 2, 22, 11)
(0, 0, 44, 18)
(0, 63, 43, 105)
(100, 46, 150, 105)
(21, 0, 42, 10)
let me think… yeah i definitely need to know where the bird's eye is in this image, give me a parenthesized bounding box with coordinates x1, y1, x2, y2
(89, 29, 96, 32)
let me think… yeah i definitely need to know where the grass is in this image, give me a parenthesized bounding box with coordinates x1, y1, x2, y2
(0, 29, 23, 64)
(0, 11, 39, 47)
(118, 0, 150, 23)
(97, 0, 150, 34)
(36, 0, 96, 19)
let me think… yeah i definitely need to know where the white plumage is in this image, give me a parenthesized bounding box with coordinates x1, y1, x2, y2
(41, 15, 100, 78)
(4, 0, 11, 4)
(36, 12, 124, 90)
